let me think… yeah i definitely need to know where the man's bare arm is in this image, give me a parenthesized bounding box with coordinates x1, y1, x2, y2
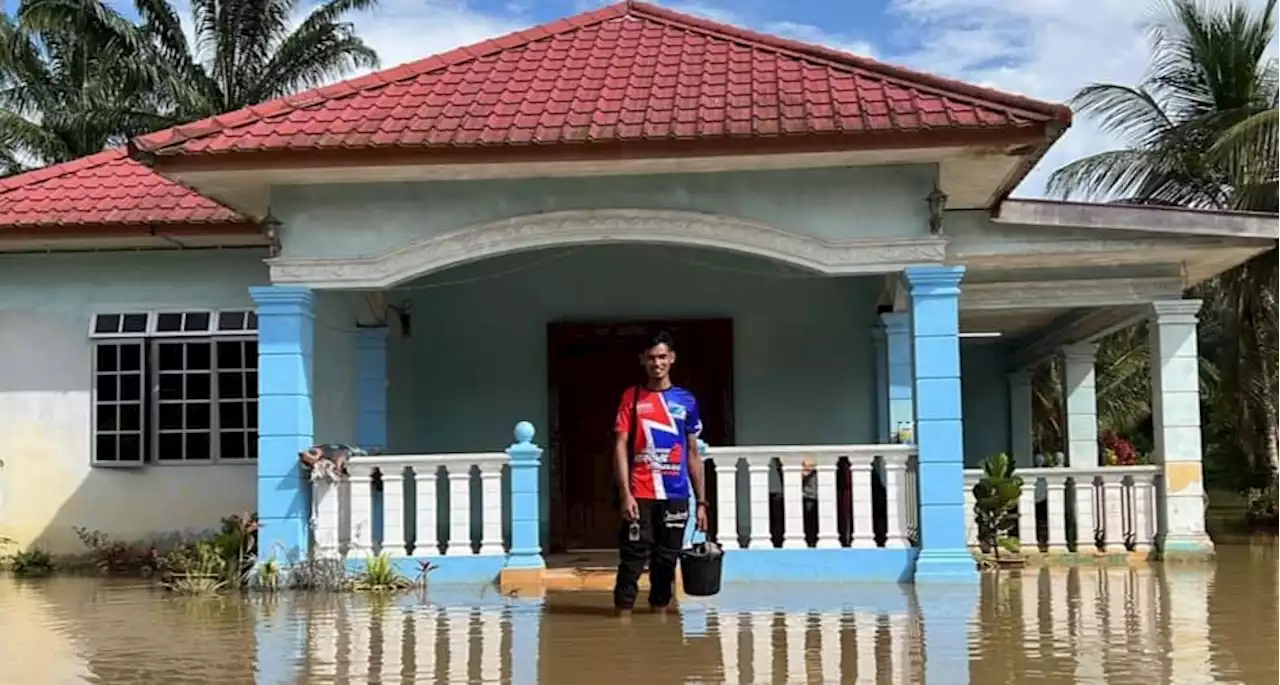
(687, 436, 706, 502)
(614, 431, 632, 498)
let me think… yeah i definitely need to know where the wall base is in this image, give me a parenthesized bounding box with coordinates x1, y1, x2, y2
(722, 547, 918, 583)
(342, 554, 506, 586)
(1160, 536, 1216, 562)
(913, 548, 980, 583)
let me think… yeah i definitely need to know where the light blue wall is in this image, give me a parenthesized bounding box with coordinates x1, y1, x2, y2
(382, 245, 883, 453)
(270, 165, 936, 260)
(0, 249, 271, 551)
(312, 292, 362, 446)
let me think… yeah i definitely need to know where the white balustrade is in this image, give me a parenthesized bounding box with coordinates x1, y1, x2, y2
(961, 466, 1161, 555)
(704, 444, 919, 550)
(313, 452, 510, 560)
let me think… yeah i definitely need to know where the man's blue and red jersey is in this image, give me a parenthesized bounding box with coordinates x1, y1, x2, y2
(615, 386, 702, 501)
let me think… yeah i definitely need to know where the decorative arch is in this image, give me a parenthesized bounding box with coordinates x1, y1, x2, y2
(267, 209, 945, 289)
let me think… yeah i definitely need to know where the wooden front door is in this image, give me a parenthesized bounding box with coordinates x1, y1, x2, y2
(547, 319, 734, 551)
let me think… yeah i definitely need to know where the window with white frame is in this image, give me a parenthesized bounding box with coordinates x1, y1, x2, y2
(90, 310, 258, 465)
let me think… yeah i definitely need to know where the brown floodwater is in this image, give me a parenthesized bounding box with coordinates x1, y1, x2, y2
(0, 540, 1274, 684)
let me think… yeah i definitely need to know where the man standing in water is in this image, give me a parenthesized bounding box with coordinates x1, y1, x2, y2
(613, 330, 708, 616)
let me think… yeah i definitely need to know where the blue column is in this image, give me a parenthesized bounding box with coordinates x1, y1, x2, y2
(354, 326, 388, 449)
(902, 266, 977, 583)
(882, 312, 914, 442)
(250, 286, 314, 564)
(505, 421, 545, 570)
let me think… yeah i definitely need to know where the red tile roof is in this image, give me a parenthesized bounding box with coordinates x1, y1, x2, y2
(133, 1, 1070, 159)
(0, 149, 251, 231)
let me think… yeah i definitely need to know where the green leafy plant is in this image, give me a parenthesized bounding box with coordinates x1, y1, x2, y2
(349, 553, 414, 593)
(72, 526, 158, 576)
(973, 453, 1024, 561)
(8, 545, 56, 578)
(162, 541, 229, 595)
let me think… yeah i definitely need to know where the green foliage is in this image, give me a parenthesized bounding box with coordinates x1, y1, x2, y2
(973, 453, 1024, 558)
(7, 544, 56, 578)
(162, 541, 230, 595)
(348, 553, 416, 593)
(1042, 0, 1278, 492)
(73, 526, 159, 576)
(1245, 483, 1279, 530)
(0, 0, 381, 173)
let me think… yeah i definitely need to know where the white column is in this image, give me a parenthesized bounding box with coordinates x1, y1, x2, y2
(881, 456, 908, 548)
(1149, 300, 1213, 554)
(313, 479, 342, 559)
(446, 466, 472, 556)
(348, 466, 375, 557)
(1132, 475, 1156, 553)
(815, 456, 841, 548)
(1008, 370, 1034, 467)
(381, 468, 406, 556)
(414, 466, 439, 556)
(849, 457, 875, 548)
(1072, 474, 1098, 554)
(714, 458, 740, 550)
(1045, 475, 1068, 553)
(1017, 476, 1038, 553)
(1101, 476, 1126, 553)
(478, 461, 504, 555)
(782, 458, 806, 549)
(1060, 342, 1100, 468)
(747, 457, 772, 549)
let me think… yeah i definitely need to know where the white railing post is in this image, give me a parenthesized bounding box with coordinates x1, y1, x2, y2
(1018, 474, 1038, 553)
(312, 478, 342, 560)
(1132, 470, 1157, 553)
(1101, 474, 1126, 553)
(478, 458, 505, 555)
(414, 464, 439, 557)
(1045, 472, 1069, 553)
(746, 455, 772, 549)
(446, 465, 472, 556)
(1073, 474, 1098, 554)
(848, 453, 875, 548)
(815, 453, 842, 549)
(881, 452, 909, 548)
(713, 456, 741, 550)
(781, 456, 806, 549)
(905, 455, 919, 544)
(347, 464, 375, 558)
(963, 469, 980, 550)
(381, 467, 407, 556)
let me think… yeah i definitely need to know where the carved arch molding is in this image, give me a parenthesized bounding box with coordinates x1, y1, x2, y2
(267, 209, 946, 289)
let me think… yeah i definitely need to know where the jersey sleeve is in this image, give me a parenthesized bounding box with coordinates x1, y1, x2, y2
(685, 394, 703, 437)
(615, 387, 635, 435)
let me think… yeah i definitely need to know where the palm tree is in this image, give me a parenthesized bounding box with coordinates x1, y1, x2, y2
(1, 0, 380, 173)
(0, 10, 168, 170)
(1046, 0, 1278, 482)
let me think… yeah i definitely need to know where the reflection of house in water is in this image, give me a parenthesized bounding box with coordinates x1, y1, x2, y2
(280, 566, 1238, 684)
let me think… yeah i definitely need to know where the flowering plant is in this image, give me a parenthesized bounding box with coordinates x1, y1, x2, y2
(1100, 431, 1147, 466)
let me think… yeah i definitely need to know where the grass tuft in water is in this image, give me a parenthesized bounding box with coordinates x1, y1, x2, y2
(348, 553, 417, 592)
(162, 542, 230, 596)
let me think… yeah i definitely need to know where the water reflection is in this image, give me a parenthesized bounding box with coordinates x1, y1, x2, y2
(0, 544, 1274, 684)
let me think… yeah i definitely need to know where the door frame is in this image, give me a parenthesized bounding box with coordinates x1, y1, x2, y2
(546, 317, 735, 553)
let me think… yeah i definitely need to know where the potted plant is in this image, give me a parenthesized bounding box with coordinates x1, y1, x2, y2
(973, 452, 1026, 569)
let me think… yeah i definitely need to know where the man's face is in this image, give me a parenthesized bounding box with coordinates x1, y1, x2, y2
(640, 343, 675, 380)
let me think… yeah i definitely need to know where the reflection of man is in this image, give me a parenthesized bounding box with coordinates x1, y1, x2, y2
(613, 331, 708, 617)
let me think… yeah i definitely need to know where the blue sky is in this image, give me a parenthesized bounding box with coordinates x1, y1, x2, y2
(7, 0, 1275, 196)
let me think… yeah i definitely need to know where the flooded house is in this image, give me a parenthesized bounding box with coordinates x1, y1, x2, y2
(0, 1, 1274, 590)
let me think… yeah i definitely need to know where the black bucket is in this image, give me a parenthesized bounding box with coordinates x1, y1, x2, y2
(679, 542, 725, 597)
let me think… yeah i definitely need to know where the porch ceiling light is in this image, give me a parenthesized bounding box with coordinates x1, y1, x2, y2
(959, 331, 1002, 338)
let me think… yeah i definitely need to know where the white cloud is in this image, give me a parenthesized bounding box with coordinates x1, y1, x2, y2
(345, 0, 529, 71)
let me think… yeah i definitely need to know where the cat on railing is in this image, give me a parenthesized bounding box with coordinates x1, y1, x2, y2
(299, 444, 380, 482)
